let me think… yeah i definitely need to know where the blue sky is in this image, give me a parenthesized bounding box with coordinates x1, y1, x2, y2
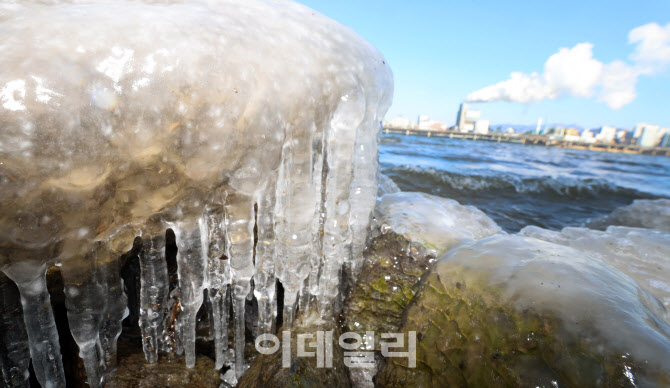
(298, 0, 670, 129)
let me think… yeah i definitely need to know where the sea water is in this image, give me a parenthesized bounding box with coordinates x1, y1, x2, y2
(380, 134, 670, 232)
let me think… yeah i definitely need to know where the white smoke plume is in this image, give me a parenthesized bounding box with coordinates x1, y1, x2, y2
(466, 22, 670, 109)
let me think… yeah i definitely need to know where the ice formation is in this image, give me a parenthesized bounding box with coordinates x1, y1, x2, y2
(375, 192, 503, 256)
(439, 236, 670, 371)
(376, 173, 400, 197)
(0, 274, 31, 388)
(585, 198, 670, 232)
(0, 0, 392, 386)
(520, 225, 670, 324)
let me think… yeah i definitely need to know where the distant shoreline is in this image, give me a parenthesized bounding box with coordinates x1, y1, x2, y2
(383, 127, 670, 157)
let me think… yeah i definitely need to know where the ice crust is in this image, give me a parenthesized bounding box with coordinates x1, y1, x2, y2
(438, 235, 670, 375)
(0, 0, 392, 385)
(520, 225, 670, 324)
(375, 192, 503, 256)
(585, 198, 670, 232)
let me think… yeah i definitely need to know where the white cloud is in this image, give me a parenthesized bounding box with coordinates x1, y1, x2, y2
(629, 22, 670, 71)
(543, 43, 603, 98)
(599, 60, 638, 110)
(467, 22, 670, 110)
(464, 71, 550, 104)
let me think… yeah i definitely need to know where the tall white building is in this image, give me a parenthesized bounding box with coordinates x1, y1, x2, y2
(536, 117, 543, 134)
(633, 123, 651, 139)
(455, 102, 481, 132)
(597, 126, 617, 143)
(639, 125, 669, 147)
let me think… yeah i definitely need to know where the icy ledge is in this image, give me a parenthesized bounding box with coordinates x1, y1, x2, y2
(375, 192, 504, 257)
(0, 1, 393, 386)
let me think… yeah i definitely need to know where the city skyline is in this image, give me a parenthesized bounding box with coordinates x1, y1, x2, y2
(298, 0, 670, 129)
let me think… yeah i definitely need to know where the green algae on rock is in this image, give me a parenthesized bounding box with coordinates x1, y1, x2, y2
(343, 231, 432, 350)
(343, 192, 502, 349)
(378, 235, 670, 387)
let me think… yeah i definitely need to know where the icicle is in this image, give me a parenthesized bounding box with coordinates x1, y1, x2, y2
(2, 262, 66, 388)
(0, 273, 31, 388)
(254, 181, 277, 335)
(224, 193, 255, 378)
(138, 233, 169, 364)
(98, 235, 130, 370)
(300, 116, 328, 314)
(275, 120, 322, 328)
(348, 114, 381, 278)
(172, 219, 207, 369)
(60, 243, 110, 388)
(203, 189, 230, 370)
(317, 85, 366, 316)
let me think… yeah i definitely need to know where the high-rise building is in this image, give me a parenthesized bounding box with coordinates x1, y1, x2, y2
(660, 133, 670, 148)
(597, 126, 617, 143)
(455, 102, 480, 132)
(640, 125, 669, 147)
(633, 123, 650, 139)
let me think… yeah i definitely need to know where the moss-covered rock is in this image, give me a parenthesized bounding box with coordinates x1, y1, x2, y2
(343, 231, 433, 349)
(378, 235, 670, 387)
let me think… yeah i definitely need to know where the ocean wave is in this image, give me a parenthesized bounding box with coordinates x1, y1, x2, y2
(385, 165, 655, 199)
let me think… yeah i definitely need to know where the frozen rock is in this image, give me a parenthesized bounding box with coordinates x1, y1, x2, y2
(0, 0, 392, 384)
(520, 225, 670, 324)
(375, 192, 503, 257)
(343, 195, 501, 386)
(586, 199, 670, 232)
(378, 235, 670, 387)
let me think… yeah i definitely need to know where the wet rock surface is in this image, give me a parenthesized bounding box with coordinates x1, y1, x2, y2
(238, 313, 349, 388)
(106, 341, 220, 388)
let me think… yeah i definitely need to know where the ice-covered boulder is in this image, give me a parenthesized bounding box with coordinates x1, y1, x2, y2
(0, 1, 392, 386)
(520, 225, 670, 324)
(341, 192, 502, 385)
(378, 235, 670, 387)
